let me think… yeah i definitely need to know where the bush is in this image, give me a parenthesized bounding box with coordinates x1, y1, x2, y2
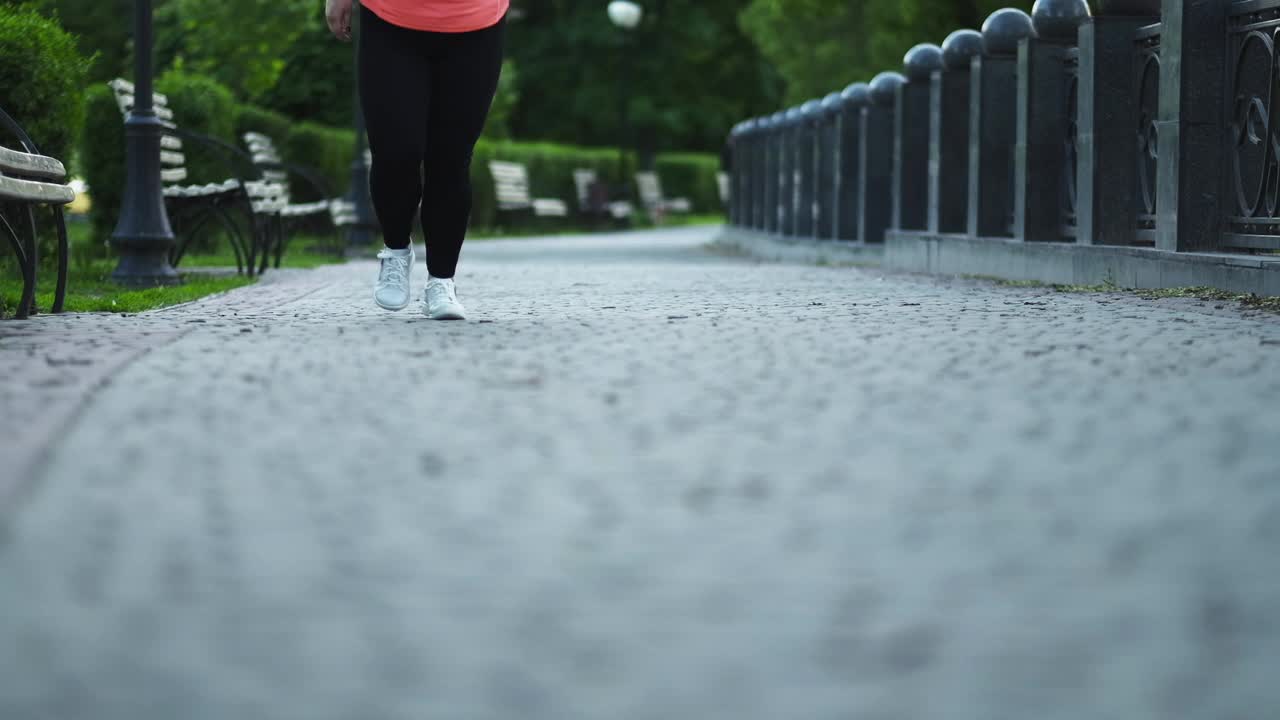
(80, 83, 126, 243)
(155, 68, 238, 184)
(233, 103, 293, 148)
(655, 152, 723, 213)
(283, 122, 355, 200)
(0, 4, 92, 161)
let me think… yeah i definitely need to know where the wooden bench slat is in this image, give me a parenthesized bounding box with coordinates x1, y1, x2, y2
(0, 145, 67, 181)
(109, 79, 169, 106)
(0, 173, 76, 204)
(161, 168, 188, 183)
(160, 150, 185, 166)
(160, 135, 183, 151)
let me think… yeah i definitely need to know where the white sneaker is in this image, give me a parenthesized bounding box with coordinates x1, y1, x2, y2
(374, 246, 414, 311)
(424, 276, 467, 320)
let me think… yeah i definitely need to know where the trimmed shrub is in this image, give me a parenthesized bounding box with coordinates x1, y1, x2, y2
(655, 152, 722, 213)
(0, 4, 92, 161)
(283, 122, 355, 200)
(233, 103, 293, 148)
(80, 83, 126, 242)
(154, 68, 238, 184)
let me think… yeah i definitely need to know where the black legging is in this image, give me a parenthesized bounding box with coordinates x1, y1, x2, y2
(358, 5, 505, 278)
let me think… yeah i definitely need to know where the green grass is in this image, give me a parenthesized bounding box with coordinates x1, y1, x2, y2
(63, 221, 345, 270)
(181, 246, 345, 269)
(1134, 286, 1280, 313)
(968, 274, 1280, 313)
(1, 261, 254, 317)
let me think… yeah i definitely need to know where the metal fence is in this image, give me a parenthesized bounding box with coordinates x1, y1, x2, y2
(725, 0, 1280, 257)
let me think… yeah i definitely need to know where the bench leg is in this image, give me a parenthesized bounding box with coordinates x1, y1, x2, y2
(52, 207, 69, 314)
(22, 206, 38, 316)
(1, 212, 34, 320)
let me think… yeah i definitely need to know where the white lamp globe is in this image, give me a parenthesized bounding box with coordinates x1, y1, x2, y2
(608, 1, 643, 30)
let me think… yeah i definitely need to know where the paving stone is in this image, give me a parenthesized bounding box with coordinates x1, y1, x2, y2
(0, 227, 1277, 720)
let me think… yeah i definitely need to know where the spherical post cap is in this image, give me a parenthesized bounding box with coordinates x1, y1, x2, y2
(841, 82, 872, 107)
(942, 29, 985, 70)
(1031, 0, 1091, 42)
(821, 92, 843, 115)
(982, 8, 1037, 55)
(869, 72, 907, 106)
(800, 99, 823, 122)
(903, 44, 944, 80)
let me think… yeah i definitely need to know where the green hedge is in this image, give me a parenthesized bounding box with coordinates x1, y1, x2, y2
(233, 103, 292, 150)
(282, 122, 355, 201)
(0, 4, 91, 161)
(79, 77, 715, 247)
(655, 152, 723, 213)
(155, 68, 238, 183)
(470, 140, 637, 231)
(80, 83, 125, 242)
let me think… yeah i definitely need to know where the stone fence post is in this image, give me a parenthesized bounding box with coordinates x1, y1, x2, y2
(817, 93, 843, 239)
(1156, 0, 1227, 252)
(763, 111, 783, 235)
(1076, 1, 1162, 245)
(969, 9, 1035, 238)
(796, 100, 823, 238)
(838, 83, 870, 241)
(1014, 0, 1091, 243)
(894, 44, 943, 231)
(862, 72, 906, 243)
(931, 30, 984, 234)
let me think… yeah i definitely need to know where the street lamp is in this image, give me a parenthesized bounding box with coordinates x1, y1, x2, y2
(607, 0, 643, 29)
(110, 0, 179, 286)
(345, 10, 377, 251)
(608, 1, 642, 176)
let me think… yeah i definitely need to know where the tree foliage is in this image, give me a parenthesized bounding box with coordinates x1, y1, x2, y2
(28, 0, 1042, 153)
(155, 0, 314, 99)
(507, 0, 782, 157)
(739, 0, 1030, 105)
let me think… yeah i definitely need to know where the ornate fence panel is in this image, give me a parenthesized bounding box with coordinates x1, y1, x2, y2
(1061, 47, 1080, 239)
(1224, 0, 1280, 251)
(1135, 25, 1161, 244)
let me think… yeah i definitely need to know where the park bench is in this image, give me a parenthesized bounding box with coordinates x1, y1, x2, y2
(488, 160, 568, 222)
(324, 150, 370, 237)
(572, 168, 633, 223)
(635, 171, 692, 220)
(0, 106, 72, 320)
(109, 78, 287, 276)
(242, 132, 351, 262)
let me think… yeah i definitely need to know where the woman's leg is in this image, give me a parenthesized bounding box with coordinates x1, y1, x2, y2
(359, 6, 431, 250)
(420, 18, 506, 278)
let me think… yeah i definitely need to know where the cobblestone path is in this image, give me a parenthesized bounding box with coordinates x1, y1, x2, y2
(1, 227, 1278, 720)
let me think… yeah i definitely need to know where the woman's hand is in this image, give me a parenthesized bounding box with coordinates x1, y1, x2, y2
(326, 0, 354, 41)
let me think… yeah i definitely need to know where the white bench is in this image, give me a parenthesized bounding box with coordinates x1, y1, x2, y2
(488, 160, 568, 218)
(572, 168, 633, 220)
(0, 107, 74, 319)
(635, 171, 692, 217)
(109, 78, 286, 275)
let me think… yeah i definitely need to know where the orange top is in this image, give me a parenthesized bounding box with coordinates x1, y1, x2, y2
(363, 0, 509, 33)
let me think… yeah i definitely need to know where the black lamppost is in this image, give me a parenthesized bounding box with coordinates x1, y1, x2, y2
(110, 0, 179, 286)
(608, 1, 643, 167)
(346, 10, 377, 251)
